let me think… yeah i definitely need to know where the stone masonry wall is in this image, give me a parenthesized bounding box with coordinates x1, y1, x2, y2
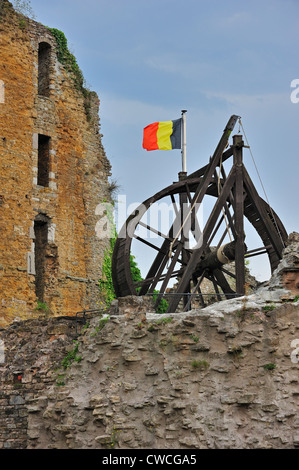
(0, 1, 112, 326)
(0, 291, 298, 449)
(0, 314, 81, 448)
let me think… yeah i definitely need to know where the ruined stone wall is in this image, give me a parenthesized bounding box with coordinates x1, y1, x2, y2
(0, 1, 112, 326)
(0, 293, 298, 450)
(0, 314, 80, 448)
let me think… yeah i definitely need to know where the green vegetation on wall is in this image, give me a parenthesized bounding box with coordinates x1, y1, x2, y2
(99, 233, 117, 308)
(47, 27, 93, 119)
(98, 231, 145, 308)
(47, 28, 85, 91)
(99, 222, 168, 313)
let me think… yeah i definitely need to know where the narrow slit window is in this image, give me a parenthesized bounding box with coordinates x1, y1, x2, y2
(34, 217, 48, 303)
(37, 134, 50, 187)
(38, 42, 51, 97)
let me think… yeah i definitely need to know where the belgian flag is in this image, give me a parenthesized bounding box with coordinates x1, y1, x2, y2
(142, 119, 182, 151)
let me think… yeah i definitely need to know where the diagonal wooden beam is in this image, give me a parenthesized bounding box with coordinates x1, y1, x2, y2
(213, 268, 236, 298)
(188, 116, 239, 210)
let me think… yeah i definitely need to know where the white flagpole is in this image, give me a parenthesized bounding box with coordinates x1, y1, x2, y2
(181, 110, 187, 173)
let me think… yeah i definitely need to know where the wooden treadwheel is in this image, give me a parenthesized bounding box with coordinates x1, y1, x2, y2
(112, 116, 288, 313)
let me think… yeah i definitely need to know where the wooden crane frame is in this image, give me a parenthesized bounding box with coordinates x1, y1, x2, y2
(112, 115, 288, 313)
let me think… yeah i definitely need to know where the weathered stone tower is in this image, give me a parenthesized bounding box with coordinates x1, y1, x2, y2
(0, 1, 112, 325)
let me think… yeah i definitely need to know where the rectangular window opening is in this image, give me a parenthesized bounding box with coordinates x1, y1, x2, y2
(37, 134, 50, 187)
(34, 219, 48, 303)
(38, 42, 51, 97)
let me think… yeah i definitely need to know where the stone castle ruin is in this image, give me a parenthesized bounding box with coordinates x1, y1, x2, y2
(0, 1, 298, 450)
(0, 231, 298, 449)
(0, 0, 112, 326)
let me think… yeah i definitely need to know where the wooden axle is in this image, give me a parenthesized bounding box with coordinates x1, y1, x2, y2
(193, 240, 245, 278)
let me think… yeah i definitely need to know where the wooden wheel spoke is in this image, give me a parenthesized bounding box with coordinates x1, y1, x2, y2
(205, 273, 223, 300)
(138, 221, 173, 242)
(133, 268, 183, 288)
(245, 245, 272, 258)
(153, 244, 183, 307)
(221, 267, 236, 279)
(133, 235, 167, 254)
(213, 268, 235, 298)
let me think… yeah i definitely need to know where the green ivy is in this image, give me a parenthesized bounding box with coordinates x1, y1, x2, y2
(47, 27, 93, 119)
(263, 363, 276, 371)
(47, 28, 84, 91)
(99, 235, 147, 308)
(152, 291, 168, 314)
(99, 234, 117, 308)
(34, 300, 49, 313)
(61, 341, 82, 369)
(98, 201, 117, 307)
(130, 254, 143, 284)
(99, 234, 168, 313)
(98, 204, 168, 313)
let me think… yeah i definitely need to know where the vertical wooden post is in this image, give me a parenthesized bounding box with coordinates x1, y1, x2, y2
(233, 134, 246, 296)
(178, 171, 190, 308)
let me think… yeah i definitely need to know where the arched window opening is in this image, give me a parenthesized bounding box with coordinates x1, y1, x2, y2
(38, 42, 51, 97)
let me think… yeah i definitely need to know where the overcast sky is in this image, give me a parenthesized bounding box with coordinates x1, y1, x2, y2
(28, 0, 299, 281)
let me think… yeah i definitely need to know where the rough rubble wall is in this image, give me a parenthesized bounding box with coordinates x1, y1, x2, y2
(0, 1, 112, 326)
(0, 315, 79, 448)
(26, 298, 299, 450)
(0, 290, 298, 450)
